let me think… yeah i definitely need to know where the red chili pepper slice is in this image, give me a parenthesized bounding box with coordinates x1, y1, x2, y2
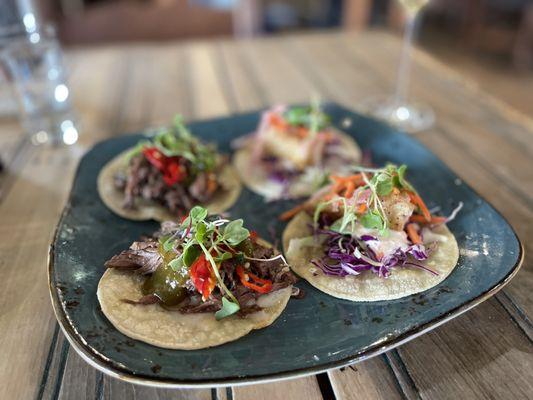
(142, 147, 186, 186)
(236, 265, 273, 294)
(163, 161, 186, 186)
(190, 254, 216, 300)
(249, 231, 258, 242)
(142, 147, 166, 170)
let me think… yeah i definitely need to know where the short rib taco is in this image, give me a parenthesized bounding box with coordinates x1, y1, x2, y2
(98, 206, 298, 349)
(282, 165, 462, 301)
(98, 116, 241, 221)
(233, 103, 362, 200)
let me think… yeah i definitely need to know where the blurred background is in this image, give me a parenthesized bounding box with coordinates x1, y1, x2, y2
(1, 0, 532, 117)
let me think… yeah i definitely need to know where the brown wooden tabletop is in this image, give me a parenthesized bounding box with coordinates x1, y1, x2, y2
(0, 30, 532, 400)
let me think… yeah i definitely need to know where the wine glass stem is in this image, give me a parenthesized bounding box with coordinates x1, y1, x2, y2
(393, 14, 417, 107)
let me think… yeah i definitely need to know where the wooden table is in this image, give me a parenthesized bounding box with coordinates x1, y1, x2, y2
(1, 30, 532, 400)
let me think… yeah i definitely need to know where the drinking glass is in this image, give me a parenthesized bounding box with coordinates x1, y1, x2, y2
(362, 0, 434, 133)
(0, 25, 79, 145)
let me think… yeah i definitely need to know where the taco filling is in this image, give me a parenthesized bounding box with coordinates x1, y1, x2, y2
(282, 165, 461, 301)
(233, 103, 362, 200)
(98, 116, 241, 221)
(98, 206, 298, 349)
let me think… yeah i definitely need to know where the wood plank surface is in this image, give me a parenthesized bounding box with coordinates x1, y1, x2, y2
(232, 378, 324, 400)
(0, 30, 531, 400)
(328, 358, 405, 400)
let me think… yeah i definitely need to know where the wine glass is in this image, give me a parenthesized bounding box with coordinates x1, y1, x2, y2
(362, 0, 434, 133)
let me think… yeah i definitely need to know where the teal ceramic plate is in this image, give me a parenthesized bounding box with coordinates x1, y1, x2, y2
(48, 103, 523, 388)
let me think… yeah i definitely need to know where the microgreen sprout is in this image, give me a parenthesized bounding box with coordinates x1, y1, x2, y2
(313, 164, 418, 236)
(160, 206, 252, 319)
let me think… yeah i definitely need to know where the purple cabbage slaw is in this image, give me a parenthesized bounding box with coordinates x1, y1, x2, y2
(311, 229, 438, 278)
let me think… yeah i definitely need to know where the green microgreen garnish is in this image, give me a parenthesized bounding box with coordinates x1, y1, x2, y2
(283, 99, 330, 134)
(314, 164, 416, 236)
(163, 205, 251, 319)
(125, 115, 217, 173)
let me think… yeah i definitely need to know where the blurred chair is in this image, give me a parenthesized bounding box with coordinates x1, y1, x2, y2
(40, 0, 233, 44)
(342, 0, 372, 31)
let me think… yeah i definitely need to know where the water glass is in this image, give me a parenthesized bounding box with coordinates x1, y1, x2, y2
(1, 26, 79, 145)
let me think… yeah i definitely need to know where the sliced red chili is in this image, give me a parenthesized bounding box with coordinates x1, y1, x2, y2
(142, 147, 166, 170)
(190, 254, 216, 300)
(142, 147, 187, 187)
(236, 265, 273, 294)
(163, 161, 186, 186)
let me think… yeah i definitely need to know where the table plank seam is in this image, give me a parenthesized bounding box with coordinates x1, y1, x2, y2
(95, 371, 104, 400)
(36, 323, 60, 400)
(495, 292, 533, 342)
(384, 351, 422, 400)
(225, 387, 233, 400)
(51, 337, 70, 400)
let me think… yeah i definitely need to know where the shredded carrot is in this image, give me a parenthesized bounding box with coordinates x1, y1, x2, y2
(407, 191, 431, 222)
(279, 203, 307, 221)
(410, 214, 447, 225)
(331, 174, 362, 184)
(321, 174, 366, 203)
(343, 181, 356, 199)
(279, 174, 365, 221)
(406, 223, 422, 244)
(269, 114, 288, 131)
(356, 203, 367, 214)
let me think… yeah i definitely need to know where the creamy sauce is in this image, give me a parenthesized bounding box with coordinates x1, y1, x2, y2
(351, 224, 409, 259)
(422, 227, 448, 244)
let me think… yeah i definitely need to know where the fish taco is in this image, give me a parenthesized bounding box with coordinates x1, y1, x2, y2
(98, 206, 298, 349)
(281, 165, 461, 301)
(233, 103, 362, 201)
(98, 116, 241, 221)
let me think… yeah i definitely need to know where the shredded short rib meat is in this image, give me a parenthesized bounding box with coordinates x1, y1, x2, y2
(117, 154, 223, 215)
(104, 240, 162, 274)
(107, 238, 299, 316)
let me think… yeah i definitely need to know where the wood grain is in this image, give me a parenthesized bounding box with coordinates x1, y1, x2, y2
(328, 357, 405, 400)
(232, 377, 323, 400)
(399, 300, 533, 399)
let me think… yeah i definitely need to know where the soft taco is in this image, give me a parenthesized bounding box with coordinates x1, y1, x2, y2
(98, 116, 241, 221)
(98, 206, 298, 349)
(281, 165, 462, 301)
(233, 103, 362, 201)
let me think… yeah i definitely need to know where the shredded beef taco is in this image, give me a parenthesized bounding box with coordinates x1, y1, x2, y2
(98, 116, 241, 221)
(97, 206, 298, 349)
(233, 103, 362, 201)
(281, 165, 461, 301)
